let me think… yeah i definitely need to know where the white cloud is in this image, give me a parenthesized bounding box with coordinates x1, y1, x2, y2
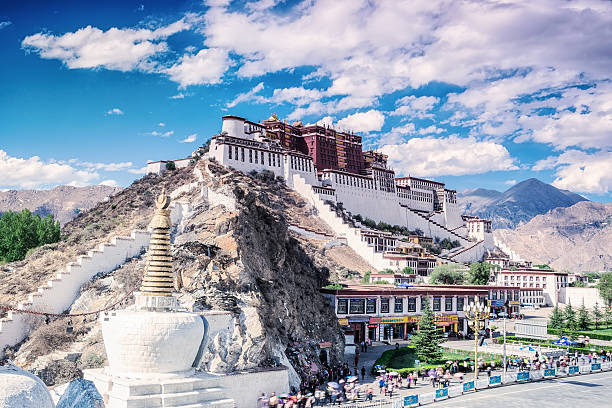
(337, 110, 385, 132)
(99, 179, 119, 187)
(533, 149, 612, 193)
(147, 130, 174, 137)
(418, 125, 445, 135)
(158, 122, 165, 127)
(170, 92, 186, 99)
(22, 18, 191, 71)
(0, 21, 12, 30)
(505, 179, 517, 186)
(106, 108, 124, 115)
(0, 150, 99, 189)
(379, 136, 518, 177)
(165, 48, 230, 87)
(389, 123, 416, 135)
(180, 133, 197, 143)
(391, 96, 439, 119)
(70, 160, 133, 171)
(227, 82, 265, 108)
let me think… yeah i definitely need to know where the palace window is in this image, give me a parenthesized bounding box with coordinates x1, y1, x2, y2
(381, 298, 390, 313)
(366, 299, 377, 314)
(421, 296, 429, 311)
(407, 297, 416, 312)
(433, 297, 441, 311)
(249, 149, 252, 163)
(337, 299, 348, 314)
(394, 298, 403, 313)
(456, 297, 464, 311)
(349, 299, 365, 314)
(445, 297, 453, 311)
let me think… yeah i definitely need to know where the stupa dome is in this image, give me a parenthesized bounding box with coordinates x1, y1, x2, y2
(0, 364, 55, 408)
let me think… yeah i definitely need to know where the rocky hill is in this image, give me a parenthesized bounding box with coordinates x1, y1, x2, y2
(1, 160, 354, 387)
(0, 185, 121, 225)
(494, 201, 612, 272)
(458, 178, 587, 229)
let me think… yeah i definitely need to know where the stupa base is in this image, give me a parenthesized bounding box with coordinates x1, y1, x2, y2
(84, 369, 235, 408)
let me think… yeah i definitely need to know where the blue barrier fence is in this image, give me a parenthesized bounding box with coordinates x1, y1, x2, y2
(404, 395, 418, 407)
(434, 388, 448, 400)
(517, 371, 530, 381)
(348, 362, 612, 408)
(462, 381, 475, 392)
(489, 375, 502, 385)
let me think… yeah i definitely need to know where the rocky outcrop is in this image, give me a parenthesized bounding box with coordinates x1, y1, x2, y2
(5, 160, 346, 388)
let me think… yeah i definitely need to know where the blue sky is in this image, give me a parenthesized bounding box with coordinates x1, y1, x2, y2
(0, 0, 610, 202)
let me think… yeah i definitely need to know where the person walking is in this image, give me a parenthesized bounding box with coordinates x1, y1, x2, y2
(361, 366, 366, 380)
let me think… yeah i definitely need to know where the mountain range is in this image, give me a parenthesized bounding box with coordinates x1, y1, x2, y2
(494, 201, 612, 272)
(0, 185, 121, 225)
(458, 178, 588, 229)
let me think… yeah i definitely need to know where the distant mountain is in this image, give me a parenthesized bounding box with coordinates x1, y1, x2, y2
(458, 178, 588, 229)
(0, 185, 121, 225)
(494, 201, 612, 273)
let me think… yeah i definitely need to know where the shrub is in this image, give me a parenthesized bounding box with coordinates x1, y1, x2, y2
(322, 283, 343, 290)
(0, 210, 61, 263)
(165, 161, 176, 171)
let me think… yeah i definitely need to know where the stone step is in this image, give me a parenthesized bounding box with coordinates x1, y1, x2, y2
(172, 399, 235, 408)
(108, 390, 229, 408)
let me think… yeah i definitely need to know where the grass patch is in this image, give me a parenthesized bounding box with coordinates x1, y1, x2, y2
(372, 346, 502, 377)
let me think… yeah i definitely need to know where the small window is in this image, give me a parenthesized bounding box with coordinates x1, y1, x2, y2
(366, 299, 377, 314)
(228, 147, 232, 159)
(241, 148, 245, 161)
(349, 299, 365, 314)
(445, 297, 453, 311)
(433, 297, 441, 312)
(394, 298, 403, 313)
(381, 298, 390, 313)
(337, 299, 348, 314)
(457, 297, 465, 311)
(407, 297, 416, 312)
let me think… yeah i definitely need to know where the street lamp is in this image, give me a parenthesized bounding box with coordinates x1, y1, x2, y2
(464, 301, 487, 380)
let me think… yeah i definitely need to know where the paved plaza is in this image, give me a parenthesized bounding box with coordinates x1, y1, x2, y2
(433, 370, 612, 408)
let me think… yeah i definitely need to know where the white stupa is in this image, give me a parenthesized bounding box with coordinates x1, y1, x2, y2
(0, 363, 55, 408)
(85, 189, 234, 408)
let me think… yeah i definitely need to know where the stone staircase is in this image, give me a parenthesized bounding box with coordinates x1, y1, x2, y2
(85, 370, 235, 408)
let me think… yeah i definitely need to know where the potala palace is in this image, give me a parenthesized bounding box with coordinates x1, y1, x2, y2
(203, 115, 495, 267)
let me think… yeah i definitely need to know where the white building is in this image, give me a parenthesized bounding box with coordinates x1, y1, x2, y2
(495, 267, 569, 306)
(146, 158, 192, 175)
(208, 115, 495, 263)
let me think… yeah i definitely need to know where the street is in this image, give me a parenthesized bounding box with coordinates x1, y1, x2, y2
(433, 370, 612, 408)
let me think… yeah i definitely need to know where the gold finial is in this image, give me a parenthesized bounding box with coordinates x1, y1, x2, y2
(140, 187, 174, 296)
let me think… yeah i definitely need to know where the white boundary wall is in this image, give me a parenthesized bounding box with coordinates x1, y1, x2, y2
(0, 200, 191, 356)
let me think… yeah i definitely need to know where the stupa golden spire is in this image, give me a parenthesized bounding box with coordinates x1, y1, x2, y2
(140, 187, 174, 296)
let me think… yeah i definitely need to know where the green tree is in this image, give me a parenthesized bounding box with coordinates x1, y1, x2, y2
(401, 266, 414, 275)
(0, 210, 60, 263)
(597, 273, 612, 306)
(468, 262, 491, 285)
(165, 161, 176, 171)
(570, 280, 587, 287)
(564, 303, 577, 331)
(361, 271, 371, 284)
(412, 300, 443, 362)
(605, 304, 612, 328)
(577, 302, 590, 330)
(429, 264, 465, 285)
(592, 302, 603, 330)
(548, 305, 564, 330)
